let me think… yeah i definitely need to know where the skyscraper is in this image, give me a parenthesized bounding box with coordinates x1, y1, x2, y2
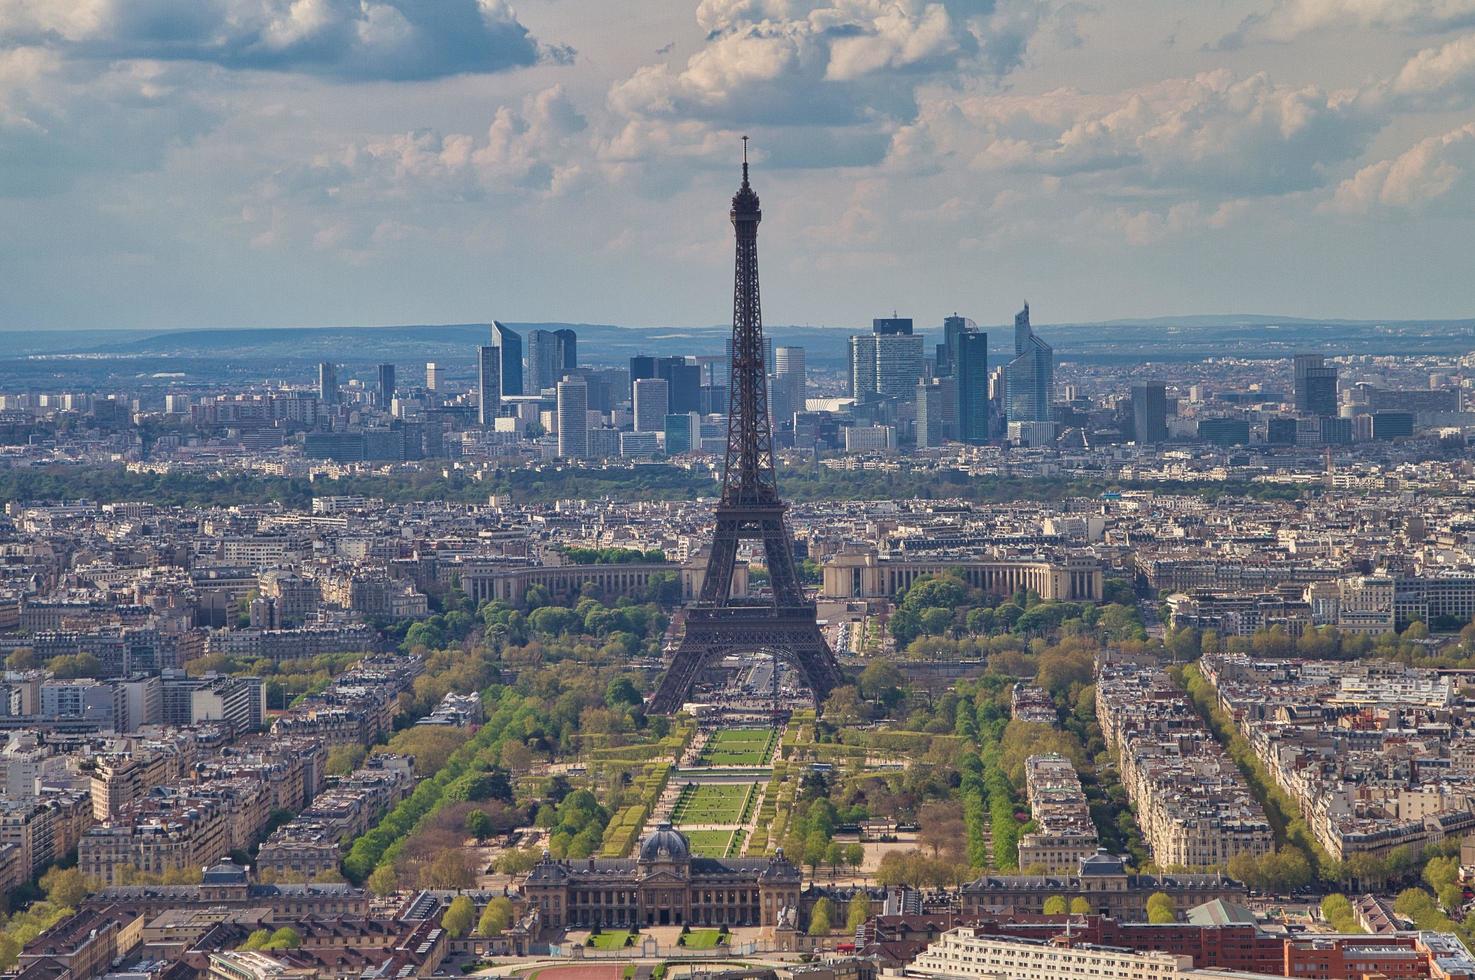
(477, 346, 500, 426)
(377, 364, 396, 408)
(554, 328, 578, 372)
(772, 345, 806, 427)
(956, 331, 989, 444)
(938, 314, 974, 376)
(633, 378, 670, 432)
(631, 355, 701, 414)
(317, 362, 337, 406)
(1005, 303, 1054, 423)
(850, 318, 924, 400)
(1131, 383, 1168, 443)
(424, 362, 439, 392)
(916, 380, 944, 449)
(490, 321, 523, 397)
(1293, 354, 1338, 417)
(525, 329, 558, 393)
(556, 377, 589, 459)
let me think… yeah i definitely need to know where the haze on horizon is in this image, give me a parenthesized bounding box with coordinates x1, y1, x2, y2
(3, 0, 1474, 332)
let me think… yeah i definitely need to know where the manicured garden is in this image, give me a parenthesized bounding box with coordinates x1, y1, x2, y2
(589, 930, 636, 950)
(697, 728, 777, 767)
(683, 829, 739, 857)
(671, 783, 755, 826)
(679, 929, 727, 950)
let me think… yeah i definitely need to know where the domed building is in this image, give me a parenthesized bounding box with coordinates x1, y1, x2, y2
(521, 823, 801, 930)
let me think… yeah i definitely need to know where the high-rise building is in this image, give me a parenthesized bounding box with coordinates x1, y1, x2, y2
(772, 345, 806, 427)
(631, 355, 701, 414)
(376, 364, 396, 408)
(916, 380, 944, 449)
(938, 314, 975, 376)
(956, 331, 989, 445)
(556, 377, 589, 459)
(317, 362, 337, 405)
(1005, 303, 1054, 423)
(424, 362, 439, 392)
(477, 346, 500, 426)
(525, 329, 563, 393)
(1293, 354, 1338, 416)
(850, 318, 925, 401)
(633, 378, 670, 432)
(490, 321, 523, 397)
(554, 328, 578, 372)
(664, 412, 699, 455)
(1131, 383, 1168, 443)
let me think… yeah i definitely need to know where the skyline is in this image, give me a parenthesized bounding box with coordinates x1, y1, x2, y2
(5, 0, 1475, 331)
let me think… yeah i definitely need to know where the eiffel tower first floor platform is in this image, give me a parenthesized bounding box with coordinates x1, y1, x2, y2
(647, 602, 845, 714)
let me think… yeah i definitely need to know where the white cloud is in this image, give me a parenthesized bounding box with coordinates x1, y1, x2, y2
(604, 0, 1064, 174)
(0, 47, 214, 196)
(1220, 0, 1475, 47)
(1327, 122, 1475, 212)
(894, 69, 1374, 197)
(1389, 32, 1475, 105)
(0, 0, 564, 81)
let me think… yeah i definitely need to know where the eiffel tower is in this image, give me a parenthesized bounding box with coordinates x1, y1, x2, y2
(648, 142, 845, 715)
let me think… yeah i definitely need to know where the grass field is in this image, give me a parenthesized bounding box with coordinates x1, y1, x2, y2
(671, 783, 755, 826)
(683, 829, 738, 857)
(589, 931, 635, 950)
(697, 728, 777, 767)
(681, 930, 727, 950)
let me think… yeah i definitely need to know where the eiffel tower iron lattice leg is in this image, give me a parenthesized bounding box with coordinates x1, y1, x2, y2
(648, 143, 844, 714)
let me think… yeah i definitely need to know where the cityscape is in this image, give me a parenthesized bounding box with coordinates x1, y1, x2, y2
(8, 3, 1475, 980)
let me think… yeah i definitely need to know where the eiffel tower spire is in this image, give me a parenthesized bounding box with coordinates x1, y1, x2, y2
(648, 146, 844, 715)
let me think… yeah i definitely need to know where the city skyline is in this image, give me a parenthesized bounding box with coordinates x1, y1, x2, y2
(5, 0, 1475, 332)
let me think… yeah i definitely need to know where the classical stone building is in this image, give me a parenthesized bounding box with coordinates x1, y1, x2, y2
(520, 824, 800, 930)
(960, 851, 1244, 921)
(821, 547, 1102, 603)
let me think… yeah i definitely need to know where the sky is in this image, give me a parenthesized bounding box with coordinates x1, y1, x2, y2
(3, 0, 1475, 332)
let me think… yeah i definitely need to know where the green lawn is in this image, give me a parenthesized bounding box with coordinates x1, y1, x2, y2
(684, 829, 738, 857)
(671, 783, 755, 826)
(590, 931, 635, 950)
(682, 930, 727, 950)
(698, 728, 777, 767)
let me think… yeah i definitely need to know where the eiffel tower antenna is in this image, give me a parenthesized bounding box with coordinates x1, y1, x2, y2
(648, 144, 844, 715)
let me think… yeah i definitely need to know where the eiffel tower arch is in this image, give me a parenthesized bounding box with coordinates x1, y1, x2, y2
(648, 146, 845, 715)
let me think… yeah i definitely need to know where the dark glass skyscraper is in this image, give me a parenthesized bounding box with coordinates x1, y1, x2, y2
(377, 363, 395, 408)
(1005, 303, 1053, 423)
(957, 331, 989, 444)
(554, 328, 578, 372)
(490, 321, 523, 397)
(1131, 383, 1168, 443)
(1293, 354, 1337, 417)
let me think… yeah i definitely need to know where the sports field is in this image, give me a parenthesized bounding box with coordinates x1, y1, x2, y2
(671, 783, 755, 826)
(696, 727, 777, 766)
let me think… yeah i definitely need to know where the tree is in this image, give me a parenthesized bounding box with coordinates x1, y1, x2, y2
(1145, 892, 1176, 924)
(240, 929, 273, 951)
(1042, 896, 1068, 915)
(5, 648, 35, 670)
(40, 866, 88, 907)
(326, 743, 367, 776)
(46, 652, 103, 679)
(266, 927, 301, 950)
(847, 894, 871, 931)
(808, 897, 834, 936)
(465, 809, 494, 842)
(844, 842, 865, 871)
(477, 896, 514, 936)
(442, 895, 476, 938)
(1070, 897, 1092, 914)
(426, 850, 475, 890)
(366, 865, 399, 897)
